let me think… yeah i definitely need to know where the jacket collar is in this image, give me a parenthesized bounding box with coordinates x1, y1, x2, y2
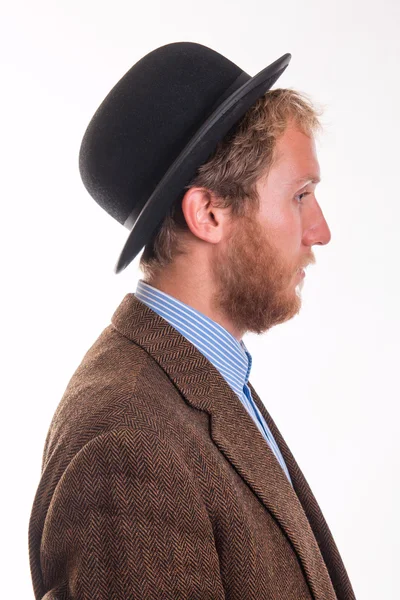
(111, 293, 354, 600)
(135, 279, 252, 398)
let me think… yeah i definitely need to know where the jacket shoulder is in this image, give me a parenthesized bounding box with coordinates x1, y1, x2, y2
(42, 323, 186, 472)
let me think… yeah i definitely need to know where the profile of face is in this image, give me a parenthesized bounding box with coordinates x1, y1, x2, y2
(211, 120, 331, 336)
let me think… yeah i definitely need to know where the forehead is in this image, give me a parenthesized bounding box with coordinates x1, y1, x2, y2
(267, 123, 321, 187)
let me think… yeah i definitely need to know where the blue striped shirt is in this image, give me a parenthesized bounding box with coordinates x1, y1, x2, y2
(135, 279, 292, 485)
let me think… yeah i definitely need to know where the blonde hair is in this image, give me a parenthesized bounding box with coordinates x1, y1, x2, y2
(139, 87, 323, 282)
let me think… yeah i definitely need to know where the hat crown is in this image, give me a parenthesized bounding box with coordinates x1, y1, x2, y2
(79, 42, 248, 225)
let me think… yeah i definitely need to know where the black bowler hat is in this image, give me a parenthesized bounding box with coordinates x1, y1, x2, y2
(78, 42, 291, 274)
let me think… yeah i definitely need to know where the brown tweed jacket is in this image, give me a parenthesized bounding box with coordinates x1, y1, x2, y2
(29, 293, 356, 600)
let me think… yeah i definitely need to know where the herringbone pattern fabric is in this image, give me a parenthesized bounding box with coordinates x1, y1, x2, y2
(28, 293, 356, 599)
(249, 382, 356, 600)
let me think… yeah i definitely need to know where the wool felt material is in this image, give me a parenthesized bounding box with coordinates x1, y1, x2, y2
(28, 294, 357, 599)
(78, 42, 291, 273)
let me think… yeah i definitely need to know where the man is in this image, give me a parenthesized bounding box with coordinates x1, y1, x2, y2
(29, 42, 356, 599)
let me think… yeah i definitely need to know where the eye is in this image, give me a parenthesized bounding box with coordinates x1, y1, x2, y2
(295, 191, 311, 204)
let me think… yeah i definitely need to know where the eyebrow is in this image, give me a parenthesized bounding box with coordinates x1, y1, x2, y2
(293, 175, 321, 185)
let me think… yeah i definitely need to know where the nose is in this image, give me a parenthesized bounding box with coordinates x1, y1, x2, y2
(303, 202, 331, 247)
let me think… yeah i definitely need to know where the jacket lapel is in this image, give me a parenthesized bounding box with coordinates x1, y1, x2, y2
(111, 294, 338, 600)
(249, 383, 356, 600)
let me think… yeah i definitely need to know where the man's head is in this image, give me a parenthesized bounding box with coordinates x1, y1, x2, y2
(139, 88, 331, 338)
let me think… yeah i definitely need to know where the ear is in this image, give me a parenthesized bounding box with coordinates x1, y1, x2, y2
(181, 187, 230, 245)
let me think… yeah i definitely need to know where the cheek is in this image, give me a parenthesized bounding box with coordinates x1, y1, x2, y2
(263, 207, 300, 247)
(253, 202, 302, 255)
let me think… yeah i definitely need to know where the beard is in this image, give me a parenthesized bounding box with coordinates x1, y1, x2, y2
(210, 211, 309, 337)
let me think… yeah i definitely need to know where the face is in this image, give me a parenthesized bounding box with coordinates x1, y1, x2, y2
(210, 120, 331, 337)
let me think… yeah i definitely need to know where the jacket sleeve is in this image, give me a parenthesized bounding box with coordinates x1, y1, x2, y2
(39, 427, 226, 599)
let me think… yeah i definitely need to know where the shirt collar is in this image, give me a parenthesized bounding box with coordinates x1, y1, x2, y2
(135, 279, 252, 397)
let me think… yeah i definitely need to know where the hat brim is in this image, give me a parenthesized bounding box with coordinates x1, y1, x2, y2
(114, 52, 291, 274)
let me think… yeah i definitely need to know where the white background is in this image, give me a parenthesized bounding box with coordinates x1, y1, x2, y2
(2, 1, 399, 598)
